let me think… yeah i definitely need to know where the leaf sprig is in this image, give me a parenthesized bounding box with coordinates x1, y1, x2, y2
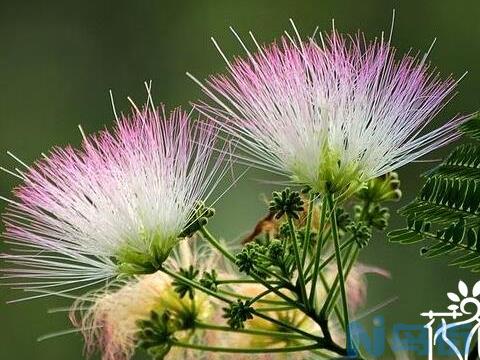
(389, 116, 480, 271)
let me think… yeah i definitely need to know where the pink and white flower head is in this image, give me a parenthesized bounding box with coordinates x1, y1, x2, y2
(1, 94, 227, 297)
(191, 22, 471, 196)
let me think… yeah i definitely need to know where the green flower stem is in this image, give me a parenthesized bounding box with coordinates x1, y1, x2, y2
(218, 289, 287, 305)
(194, 321, 307, 339)
(216, 279, 269, 284)
(238, 273, 301, 308)
(197, 226, 333, 345)
(249, 273, 302, 309)
(254, 306, 296, 312)
(170, 229, 315, 338)
(305, 236, 355, 283)
(320, 196, 370, 318)
(304, 228, 331, 275)
(302, 192, 315, 263)
(162, 266, 315, 342)
(251, 309, 322, 342)
(318, 272, 345, 332)
(200, 226, 297, 307)
(287, 215, 309, 308)
(255, 263, 292, 285)
(319, 241, 355, 318)
(170, 339, 321, 354)
(246, 285, 283, 306)
(199, 227, 236, 263)
(326, 192, 353, 354)
(321, 244, 363, 358)
(309, 196, 328, 305)
(325, 244, 359, 317)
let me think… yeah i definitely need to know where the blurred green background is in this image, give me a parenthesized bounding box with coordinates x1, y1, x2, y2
(0, 0, 479, 359)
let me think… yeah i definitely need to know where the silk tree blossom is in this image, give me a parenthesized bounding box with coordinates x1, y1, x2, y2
(1, 100, 228, 298)
(70, 240, 218, 360)
(190, 24, 471, 195)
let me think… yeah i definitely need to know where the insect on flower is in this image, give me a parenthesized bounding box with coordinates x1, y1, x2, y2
(190, 20, 472, 197)
(1, 85, 230, 300)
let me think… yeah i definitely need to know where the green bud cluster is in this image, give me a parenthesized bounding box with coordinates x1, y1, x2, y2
(347, 222, 372, 248)
(137, 303, 200, 360)
(199, 269, 218, 291)
(223, 299, 254, 329)
(235, 242, 267, 275)
(267, 239, 284, 265)
(357, 172, 402, 203)
(354, 203, 390, 230)
(179, 201, 216, 238)
(269, 188, 304, 219)
(137, 310, 175, 360)
(172, 265, 199, 299)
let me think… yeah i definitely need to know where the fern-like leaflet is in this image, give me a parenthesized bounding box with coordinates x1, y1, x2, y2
(388, 116, 480, 271)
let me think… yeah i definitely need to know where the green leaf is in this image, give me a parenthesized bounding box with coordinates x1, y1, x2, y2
(388, 115, 480, 272)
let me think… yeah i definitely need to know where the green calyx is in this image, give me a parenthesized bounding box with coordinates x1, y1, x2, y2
(116, 202, 217, 277)
(171, 265, 220, 302)
(290, 147, 364, 197)
(319, 151, 362, 195)
(116, 234, 178, 276)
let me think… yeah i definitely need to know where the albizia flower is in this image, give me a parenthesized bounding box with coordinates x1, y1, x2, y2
(1, 101, 227, 297)
(191, 26, 470, 195)
(70, 240, 218, 360)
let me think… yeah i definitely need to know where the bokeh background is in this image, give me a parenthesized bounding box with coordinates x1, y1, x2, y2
(0, 1, 479, 359)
